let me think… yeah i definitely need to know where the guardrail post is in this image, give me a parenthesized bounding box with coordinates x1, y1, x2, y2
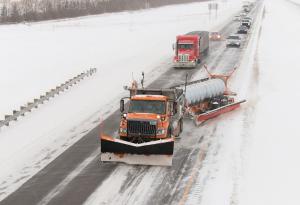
(27, 102, 34, 111)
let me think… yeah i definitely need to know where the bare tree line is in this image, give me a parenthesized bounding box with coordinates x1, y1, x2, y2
(0, 0, 204, 24)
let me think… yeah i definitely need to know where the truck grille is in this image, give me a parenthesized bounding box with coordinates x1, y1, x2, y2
(178, 54, 189, 63)
(127, 120, 156, 136)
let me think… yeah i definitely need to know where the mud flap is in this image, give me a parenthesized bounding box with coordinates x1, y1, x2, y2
(100, 135, 174, 166)
(195, 100, 246, 126)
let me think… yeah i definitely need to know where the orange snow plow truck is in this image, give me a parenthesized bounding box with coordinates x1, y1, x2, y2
(100, 85, 185, 166)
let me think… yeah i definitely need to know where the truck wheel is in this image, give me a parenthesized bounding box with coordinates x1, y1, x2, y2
(174, 119, 183, 138)
(167, 126, 172, 138)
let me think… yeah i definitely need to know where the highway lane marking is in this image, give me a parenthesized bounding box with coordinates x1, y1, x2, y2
(178, 143, 208, 205)
(37, 149, 99, 205)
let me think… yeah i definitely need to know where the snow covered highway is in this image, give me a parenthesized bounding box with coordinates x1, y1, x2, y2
(2, 0, 299, 204)
(0, 0, 266, 204)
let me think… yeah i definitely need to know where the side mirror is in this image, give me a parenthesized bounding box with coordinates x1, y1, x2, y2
(172, 43, 176, 50)
(120, 99, 125, 113)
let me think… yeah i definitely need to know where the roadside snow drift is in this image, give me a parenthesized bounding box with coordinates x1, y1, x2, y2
(239, 0, 300, 204)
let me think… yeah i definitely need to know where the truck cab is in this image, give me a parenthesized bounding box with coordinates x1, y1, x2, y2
(119, 89, 184, 143)
(173, 35, 199, 68)
(173, 31, 209, 68)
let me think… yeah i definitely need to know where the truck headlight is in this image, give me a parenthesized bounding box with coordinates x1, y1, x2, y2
(157, 128, 165, 135)
(120, 128, 127, 134)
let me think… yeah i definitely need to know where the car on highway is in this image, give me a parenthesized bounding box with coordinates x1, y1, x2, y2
(209, 31, 222, 41)
(237, 25, 249, 34)
(226, 35, 241, 48)
(243, 16, 253, 23)
(241, 19, 251, 28)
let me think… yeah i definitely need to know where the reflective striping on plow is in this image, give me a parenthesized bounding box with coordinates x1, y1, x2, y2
(100, 153, 173, 166)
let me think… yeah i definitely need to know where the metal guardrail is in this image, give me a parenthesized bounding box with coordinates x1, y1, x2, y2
(0, 68, 97, 130)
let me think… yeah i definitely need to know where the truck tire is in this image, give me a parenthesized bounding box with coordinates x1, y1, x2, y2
(174, 119, 183, 138)
(167, 126, 172, 138)
(179, 118, 183, 133)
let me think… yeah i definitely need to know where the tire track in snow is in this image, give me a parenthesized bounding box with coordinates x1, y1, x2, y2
(37, 149, 99, 205)
(230, 8, 264, 205)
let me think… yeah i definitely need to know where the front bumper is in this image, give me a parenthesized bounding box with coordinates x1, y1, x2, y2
(173, 61, 197, 68)
(238, 30, 248, 34)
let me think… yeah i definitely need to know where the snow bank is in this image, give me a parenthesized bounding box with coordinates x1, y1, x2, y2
(239, 0, 300, 204)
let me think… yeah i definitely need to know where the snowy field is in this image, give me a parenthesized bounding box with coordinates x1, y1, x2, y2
(0, 0, 242, 201)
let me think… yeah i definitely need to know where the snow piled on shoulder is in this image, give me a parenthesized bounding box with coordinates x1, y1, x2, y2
(238, 0, 300, 204)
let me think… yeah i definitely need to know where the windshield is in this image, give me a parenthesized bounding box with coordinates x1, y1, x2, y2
(128, 100, 166, 114)
(178, 44, 193, 49)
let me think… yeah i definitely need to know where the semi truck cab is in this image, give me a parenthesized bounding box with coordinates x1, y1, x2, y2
(173, 31, 209, 68)
(173, 36, 199, 68)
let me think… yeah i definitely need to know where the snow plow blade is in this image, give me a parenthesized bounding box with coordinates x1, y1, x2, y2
(195, 100, 246, 125)
(100, 135, 174, 166)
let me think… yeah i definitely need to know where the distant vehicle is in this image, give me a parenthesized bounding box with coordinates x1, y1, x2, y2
(226, 35, 241, 48)
(243, 6, 250, 12)
(173, 31, 209, 68)
(241, 19, 251, 28)
(237, 25, 248, 34)
(243, 16, 253, 23)
(209, 32, 222, 41)
(243, 1, 254, 12)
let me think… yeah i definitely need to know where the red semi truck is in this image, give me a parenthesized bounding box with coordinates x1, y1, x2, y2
(173, 31, 209, 68)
